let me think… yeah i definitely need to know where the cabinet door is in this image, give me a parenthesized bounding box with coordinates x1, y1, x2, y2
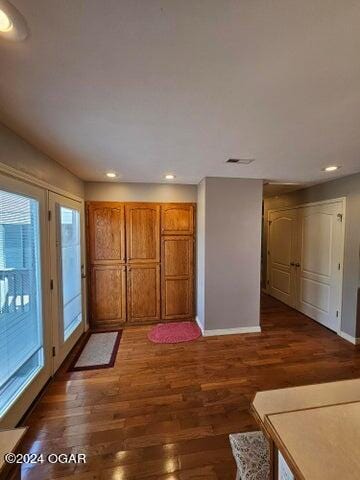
(90, 265, 126, 327)
(161, 204, 194, 235)
(127, 264, 160, 322)
(126, 203, 160, 263)
(162, 236, 194, 320)
(87, 202, 125, 264)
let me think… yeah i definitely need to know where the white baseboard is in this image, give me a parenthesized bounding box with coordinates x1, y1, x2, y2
(202, 326, 261, 337)
(338, 331, 360, 345)
(195, 315, 205, 334)
(195, 316, 261, 337)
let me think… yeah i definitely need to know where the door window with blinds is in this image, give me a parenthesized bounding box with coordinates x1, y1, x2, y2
(0, 189, 44, 416)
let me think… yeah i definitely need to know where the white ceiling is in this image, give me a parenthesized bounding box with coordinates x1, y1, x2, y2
(1, 0, 360, 184)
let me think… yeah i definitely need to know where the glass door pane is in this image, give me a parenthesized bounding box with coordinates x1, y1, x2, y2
(59, 206, 82, 340)
(49, 193, 85, 373)
(0, 189, 44, 417)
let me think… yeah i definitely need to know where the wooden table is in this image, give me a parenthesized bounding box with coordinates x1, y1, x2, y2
(251, 379, 360, 479)
(0, 428, 27, 480)
(265, 402, 360, 480)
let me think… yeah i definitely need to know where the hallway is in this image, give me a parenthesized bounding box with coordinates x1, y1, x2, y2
(21, 295, 360, 480)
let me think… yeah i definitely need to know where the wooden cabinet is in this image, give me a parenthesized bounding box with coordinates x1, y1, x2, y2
(127, 264, 160, 323)
(161, 236, 194, 319)
(161, 204, 194, 235)
(90, 265, 126, 326)
(87, 201, 195, 328)
(126, 203, 160, 263)
(87, 202, 125, 264)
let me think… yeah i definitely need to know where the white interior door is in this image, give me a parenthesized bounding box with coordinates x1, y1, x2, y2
(0, 174, 51, 428)
(49, 193, 85, 372)
(296, 202, 344, 332)
(268, 209, 298, 307)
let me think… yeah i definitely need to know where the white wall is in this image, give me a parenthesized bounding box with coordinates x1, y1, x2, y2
(85, 182, 197, 202)
(0, 123, 84, 198)
(197, 177, 263, 333)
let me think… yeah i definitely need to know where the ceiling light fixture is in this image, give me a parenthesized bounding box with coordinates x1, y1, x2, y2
(106, 172, 117, 178)
(165, 174, 175, 180)
(323, 165, 340, 172)
(0, 8, 12, 32)
(0, 1, 29, 41)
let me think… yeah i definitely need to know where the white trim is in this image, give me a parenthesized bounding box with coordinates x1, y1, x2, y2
(195, 315, 204, 334)
(0, 161, 83, 203)
(338, 331, 360, 345)
(267, 196, 347, 215)
(202, 326, 261, 337)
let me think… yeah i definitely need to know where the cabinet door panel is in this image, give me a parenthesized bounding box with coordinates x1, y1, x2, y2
(163, 236, 193, 277)
(162, 236, 194, 320)
(91, 265, 126, 327)
(126, 204, 160, 263)
(161, 204, 194, 235)
(163, 278, 193, 318)
(127, 264, 160, 322)
(87, 202, 125, 264)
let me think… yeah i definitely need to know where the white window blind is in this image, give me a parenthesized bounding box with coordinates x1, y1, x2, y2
(0, 189, 43, 416)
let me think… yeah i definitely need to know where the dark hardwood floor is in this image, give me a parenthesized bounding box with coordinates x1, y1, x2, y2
(21, 295, 360, 479)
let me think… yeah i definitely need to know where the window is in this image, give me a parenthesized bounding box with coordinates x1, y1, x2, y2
(0, 189, 44, 416)
(59, 207, 82, 340)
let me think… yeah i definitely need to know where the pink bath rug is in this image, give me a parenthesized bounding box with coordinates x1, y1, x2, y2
(148, 321, 202, 344)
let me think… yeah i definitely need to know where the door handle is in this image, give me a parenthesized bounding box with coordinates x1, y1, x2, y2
(290, 262, 295, 266)
(295, 263, 300, 268)
(81, 265, 87, 278)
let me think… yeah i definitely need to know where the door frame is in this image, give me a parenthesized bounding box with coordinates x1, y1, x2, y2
(48, 192, 87, 373)
(266, 197, 346, 333)
(0, 173, 52, 428)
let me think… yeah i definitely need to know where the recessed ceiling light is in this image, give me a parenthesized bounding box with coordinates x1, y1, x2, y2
(0, 9, 13, 32)
(165, 174, 175, 180)
(323, 165, 340, 172)
(0, 2, 29, 41)
(106, 172, 117, 178)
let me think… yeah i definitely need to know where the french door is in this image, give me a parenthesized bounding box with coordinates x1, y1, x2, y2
(0, 174, 51, 428)
(268, 200, 345, 332)
(49, 193, 85, 372)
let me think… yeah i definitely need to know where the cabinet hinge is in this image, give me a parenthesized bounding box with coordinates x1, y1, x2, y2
(268, 220, 272, 226)
(48, 210, 52, 221)
(50, 279, 54, 290)
(52, 346, 56, 357)
(338, 263, 341, 270)
(336, 310, 339, 318)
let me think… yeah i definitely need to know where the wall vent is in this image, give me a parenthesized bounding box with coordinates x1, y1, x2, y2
(226, 158, 255, 165)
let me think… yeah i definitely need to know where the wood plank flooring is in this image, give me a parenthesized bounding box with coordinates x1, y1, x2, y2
(21, 295, 360, 479)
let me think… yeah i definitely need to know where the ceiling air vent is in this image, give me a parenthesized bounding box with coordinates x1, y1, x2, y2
(226, 158, 255, 165)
